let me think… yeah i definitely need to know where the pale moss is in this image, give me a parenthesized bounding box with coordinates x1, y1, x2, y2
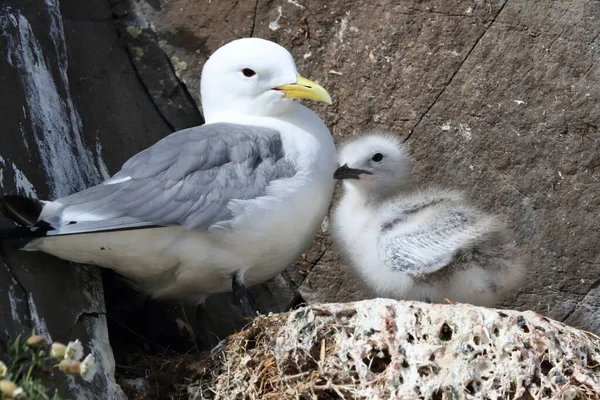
(132, 47, 145, 60)
(125, 25, 143, 39)
(170, 56, 188, 81)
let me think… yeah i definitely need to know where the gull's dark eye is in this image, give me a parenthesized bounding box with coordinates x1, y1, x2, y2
(242, 68, 256, 77)
(372, 153, 384, 162)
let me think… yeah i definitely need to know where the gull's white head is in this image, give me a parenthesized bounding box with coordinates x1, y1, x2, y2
(334, 133, 412, 198)
(200, 38, 331, 121)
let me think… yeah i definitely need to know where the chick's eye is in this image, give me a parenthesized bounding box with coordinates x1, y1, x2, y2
(372, 153, 384, 162)
(242, 68, 256, 77)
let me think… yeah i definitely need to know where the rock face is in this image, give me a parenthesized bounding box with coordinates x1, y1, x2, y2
(2, 1, 599, 396)
(131, 0, 600, 333)
(0, 0, 182, 397)
(190, 299, 600, 399)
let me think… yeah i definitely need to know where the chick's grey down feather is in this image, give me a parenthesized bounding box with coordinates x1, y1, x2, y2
(44, 122, 296, 235)
(379, 200, 480, 276)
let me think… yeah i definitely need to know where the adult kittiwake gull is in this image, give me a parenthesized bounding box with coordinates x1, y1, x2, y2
(330, 133, 525, 307)
(0, 38, 337, 316)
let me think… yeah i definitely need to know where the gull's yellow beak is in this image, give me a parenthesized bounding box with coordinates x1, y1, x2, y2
(275, 76, 332, 105)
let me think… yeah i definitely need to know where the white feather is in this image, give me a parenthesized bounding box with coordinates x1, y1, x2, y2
(22, 39, 337, 304)
(103, 176, 131, 185)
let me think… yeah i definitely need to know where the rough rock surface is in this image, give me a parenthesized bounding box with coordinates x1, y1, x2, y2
(190, 299, 600, 399)
(2, 1, 600, 396)
(131, 0, 600, 333)
(0, 0, 177, 397)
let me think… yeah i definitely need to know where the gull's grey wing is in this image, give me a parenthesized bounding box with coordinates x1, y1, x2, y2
(40, 122, 296, 235)
(379, 201, 488, 276)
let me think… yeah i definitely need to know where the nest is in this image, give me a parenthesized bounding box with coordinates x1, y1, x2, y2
(189, 299, 600, 399)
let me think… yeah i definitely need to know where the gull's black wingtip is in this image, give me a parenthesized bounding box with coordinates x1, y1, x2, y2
(0, 195, 44, 227)
(0, 195, 49, 245)
(0, 226, 46, 241)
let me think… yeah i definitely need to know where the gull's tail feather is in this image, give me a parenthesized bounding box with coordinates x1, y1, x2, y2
(0, 195, 50, 243)
(0, 226, 49, 241)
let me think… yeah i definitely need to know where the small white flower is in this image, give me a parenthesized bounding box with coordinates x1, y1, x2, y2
(12, 387, 26, 398)
(65, 340, 84, 361)
(26, 335, 46, 348)
(0, 361, 7, 377)
(80, 354, 97, 382)
(58, 360, 81, 376)
(51, 343, 67, 360)
(0, 380, 16, 396)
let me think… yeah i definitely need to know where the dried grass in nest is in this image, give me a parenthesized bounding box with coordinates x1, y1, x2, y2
(189, 299, 600, 400)
(192, 312, 357, 399)
(117, 350, 210, 399)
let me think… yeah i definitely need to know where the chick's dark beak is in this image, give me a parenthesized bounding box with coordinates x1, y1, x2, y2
(333, 164, 373, 180)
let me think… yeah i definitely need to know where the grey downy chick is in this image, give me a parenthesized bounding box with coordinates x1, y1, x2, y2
(331, 133, 525, 306)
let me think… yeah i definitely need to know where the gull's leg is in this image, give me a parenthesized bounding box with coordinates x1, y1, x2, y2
(232, 272, 259, 318)
(194, 294, 209, 323)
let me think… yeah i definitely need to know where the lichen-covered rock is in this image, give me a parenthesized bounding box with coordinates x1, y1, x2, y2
(190, 299, 600, 399)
